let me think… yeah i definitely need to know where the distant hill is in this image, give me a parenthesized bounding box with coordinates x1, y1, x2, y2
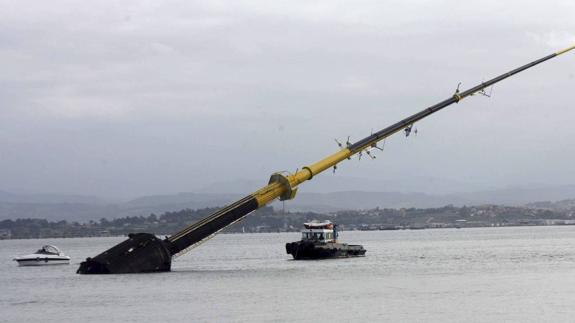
(1, 186, 574, 222)
(0, 190, 110, 205)
(124, 192, 240, 208)
(0, 193, 244, 222)
(526, 198, 575, 210)
(453, 186, 575, 206)
(196, 175, 489, 195)
(274, 191, 464, 212)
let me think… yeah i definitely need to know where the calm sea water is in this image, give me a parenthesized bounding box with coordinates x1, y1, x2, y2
(2, 226, 575, 322)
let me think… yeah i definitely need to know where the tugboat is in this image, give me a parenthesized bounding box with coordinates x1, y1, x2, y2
(285, 221, 366, 259)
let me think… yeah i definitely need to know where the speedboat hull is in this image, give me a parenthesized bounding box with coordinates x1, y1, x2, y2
(14, 255, 71, 266)
(13, 245, 71, 266)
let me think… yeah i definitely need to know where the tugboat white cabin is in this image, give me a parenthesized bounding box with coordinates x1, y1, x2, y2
(301, 221, 338, 242)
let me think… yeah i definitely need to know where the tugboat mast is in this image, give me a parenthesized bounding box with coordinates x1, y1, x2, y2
(78, 44, 574, 274)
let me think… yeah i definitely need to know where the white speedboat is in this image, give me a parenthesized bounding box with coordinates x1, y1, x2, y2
(13, 245, 71, 266)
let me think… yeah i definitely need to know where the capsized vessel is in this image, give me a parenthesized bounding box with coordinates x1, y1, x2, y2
(286, 221, 366, 259)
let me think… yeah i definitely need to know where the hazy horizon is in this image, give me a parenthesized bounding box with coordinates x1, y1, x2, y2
(1, 0, 574, 199)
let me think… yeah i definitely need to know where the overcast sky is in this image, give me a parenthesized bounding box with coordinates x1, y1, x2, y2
(1, 0, 574, 198)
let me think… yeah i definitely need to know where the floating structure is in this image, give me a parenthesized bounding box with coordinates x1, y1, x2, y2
(78, 44, 575, 274)
(14, 245, 70, 266)
(286, 221, 366, 259)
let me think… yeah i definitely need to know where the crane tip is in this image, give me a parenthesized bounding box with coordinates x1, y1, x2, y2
(556, 44, 575, 56)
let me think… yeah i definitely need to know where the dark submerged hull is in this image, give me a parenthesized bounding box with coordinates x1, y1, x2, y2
(286, 241, 366, 260)
(77, 233, 172, 274)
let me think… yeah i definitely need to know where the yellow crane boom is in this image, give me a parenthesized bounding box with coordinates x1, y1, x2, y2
(77, 44, 574, 274)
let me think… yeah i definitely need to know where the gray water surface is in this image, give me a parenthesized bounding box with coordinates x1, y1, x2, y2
(2, 226, 575, 322)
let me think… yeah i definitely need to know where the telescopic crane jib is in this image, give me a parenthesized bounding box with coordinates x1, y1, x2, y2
(77, 44, 575, 274)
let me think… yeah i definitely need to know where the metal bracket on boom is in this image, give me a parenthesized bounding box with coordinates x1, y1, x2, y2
(453, 82, 462, 102)
(470, 82, 494, 98)
(454, 81, 494, 102)
(335, 136, 352, 149)
(370, 142, 384, 151)
(404, 124, 414, 137)
(268, 172, 298, 201)
(336, 136, 353, 160)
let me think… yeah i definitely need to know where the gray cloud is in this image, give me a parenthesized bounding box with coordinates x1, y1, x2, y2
(0, 0, 574, 198)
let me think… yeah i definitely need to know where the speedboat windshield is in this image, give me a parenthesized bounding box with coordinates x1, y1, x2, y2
(36, 245, 61, 255)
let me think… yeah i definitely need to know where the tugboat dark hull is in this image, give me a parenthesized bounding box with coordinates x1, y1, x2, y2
(286, 241, 366, 260)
